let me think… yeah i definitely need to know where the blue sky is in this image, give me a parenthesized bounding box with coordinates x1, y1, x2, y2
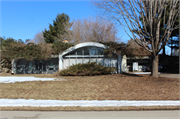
(0, 1, 96, 40)
(0, 0, 130, 43)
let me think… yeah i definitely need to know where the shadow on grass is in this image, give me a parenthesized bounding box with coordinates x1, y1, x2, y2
(122, 72, 143, 77)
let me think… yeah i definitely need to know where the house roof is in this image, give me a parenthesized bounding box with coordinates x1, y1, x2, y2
(60, 42, 107, 56)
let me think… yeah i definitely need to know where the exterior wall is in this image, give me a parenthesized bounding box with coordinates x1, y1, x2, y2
(12, 58, 59, 74)
(121, 55, 127, 72)
(12, 59, 18, 74)
(59, 42, 121, 73)
(83, 58, 90, 64)
(121, 55, 150, 72)
(59, 42, 107, 71)
(126, 56, 150, 72)
(118, 54, 122, 73)
(63, 57, 118, 71)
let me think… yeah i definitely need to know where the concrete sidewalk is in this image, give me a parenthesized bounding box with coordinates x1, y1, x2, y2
(1, 111, 180, 119)
(127, 72, 180, 79)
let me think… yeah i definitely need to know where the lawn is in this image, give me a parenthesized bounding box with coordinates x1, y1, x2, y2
(1, 106, 180, 111)
(0, 73, 179, 100)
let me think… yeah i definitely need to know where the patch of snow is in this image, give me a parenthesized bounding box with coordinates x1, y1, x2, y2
(126, 72, 161, 74)
(0, 76, 66, 83)
(0, 99, 180, 107)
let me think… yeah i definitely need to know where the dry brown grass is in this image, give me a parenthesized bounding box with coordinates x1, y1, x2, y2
(1, 106, 180, 111)
(0, 74, 179, 100)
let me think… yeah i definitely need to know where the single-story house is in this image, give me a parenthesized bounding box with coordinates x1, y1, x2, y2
(11, 42, 151, 74)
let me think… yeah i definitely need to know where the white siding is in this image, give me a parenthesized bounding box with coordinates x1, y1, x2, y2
(83, 58, 90, 64)
(70, 58, 76, 66)
(63, 59, 69, 69)
(111, 58, 117, 68)
(97, 58, 104, 65)
(77, 58, 83, 64)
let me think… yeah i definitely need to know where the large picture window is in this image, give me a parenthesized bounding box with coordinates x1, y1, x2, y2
(65, 47, 104, 57)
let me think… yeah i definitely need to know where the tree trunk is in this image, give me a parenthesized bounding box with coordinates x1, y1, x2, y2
(151, 55, 159, 77)
(162, 47, 166, 55)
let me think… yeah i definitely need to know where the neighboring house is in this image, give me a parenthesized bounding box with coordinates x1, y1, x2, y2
(123, 56, 151, 72)
(122, 39, 151, 72)
(11, 42, 151, 74)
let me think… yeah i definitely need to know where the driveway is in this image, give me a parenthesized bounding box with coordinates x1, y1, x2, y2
(160, 74, 180, 79)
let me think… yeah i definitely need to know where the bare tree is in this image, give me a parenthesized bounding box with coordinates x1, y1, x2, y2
(30, 32, 46, 44)
(92, 0, 179, 77)
(72, 16, 120, 43)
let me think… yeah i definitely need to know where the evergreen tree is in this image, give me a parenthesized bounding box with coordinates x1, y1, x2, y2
(0, 36, 5, 49)
(43, 13, 73, 43)
(0, 37, 17, 48)
(51, 41, 74, 55)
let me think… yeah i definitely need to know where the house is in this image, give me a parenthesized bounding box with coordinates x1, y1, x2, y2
(121, 39, 151, 72)
(12, 42, 121, 74)
(123, 55, 151, 72)
(11, 42, 151, 74)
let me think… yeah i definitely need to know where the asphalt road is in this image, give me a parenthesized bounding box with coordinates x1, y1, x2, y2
(1, 111, 180, 119)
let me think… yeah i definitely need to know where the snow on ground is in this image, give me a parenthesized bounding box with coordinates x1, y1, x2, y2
(0, 76, 66, 83)
(1, 99, 180, 107)
(126, 72, 161, 74)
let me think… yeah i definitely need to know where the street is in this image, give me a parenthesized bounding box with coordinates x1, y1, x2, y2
(1, 110, 180, 119)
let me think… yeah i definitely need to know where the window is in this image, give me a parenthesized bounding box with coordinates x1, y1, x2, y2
(98, 48, 104, 55)
(49, 61, 54, 70)
(29, 61, 33, 70)
(65, 47, 104, 57)
(77, 48, 82, 55)
(83, 47, 89, 55)
(89, 47, 103, 55)
(90, 49, 97, 55)
(69, 51, 76, 55)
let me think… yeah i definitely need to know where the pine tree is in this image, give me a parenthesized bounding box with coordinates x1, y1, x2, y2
(43, 13, 73, 43)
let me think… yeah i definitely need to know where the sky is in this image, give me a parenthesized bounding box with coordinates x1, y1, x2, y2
(0, 0, 170, 54)
(0, 0, 130, 43)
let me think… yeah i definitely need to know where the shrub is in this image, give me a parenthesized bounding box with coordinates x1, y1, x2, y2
(59, 61, 116, 76)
